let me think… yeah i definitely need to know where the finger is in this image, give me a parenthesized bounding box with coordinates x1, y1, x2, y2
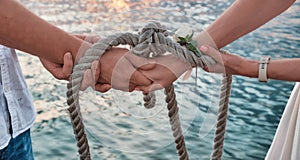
(74, 34, 101, 44)
(128, 83, 136, 92)
(125, 52, 156, 70)
(200, 45, 223, 63)
(90, 35, 101, 43)
(62, 52, 74, 78)
(139, 63, 156, 71)
(91, 61, 100, 87)
(135, 83, 164, 93)
(80, 69, 93, 91)
(203, 63, 224, 73)
(209, 65, 226, 73)
(130, 70, 153, 86)
(94, 83, 111, 93)
(85, 35, 101, 44)
(73, 34, 87, 40)
(182, 68, 193, 80)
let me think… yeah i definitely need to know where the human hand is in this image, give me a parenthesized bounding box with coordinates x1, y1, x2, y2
(40, 52, 73, 80)
(40, 34, 111, 92)
(134, 54, 191, 92)
(199, 45, 247, 75)
(96, 48, 156, 92)
(74, 34, 112, 92)
(74, 34, 155, 92)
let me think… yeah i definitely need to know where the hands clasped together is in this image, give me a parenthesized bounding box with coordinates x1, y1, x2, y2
(41, 34, 192, 93)
(41, 33, 246, 93)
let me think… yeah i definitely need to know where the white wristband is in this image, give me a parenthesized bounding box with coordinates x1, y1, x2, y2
(258, 56, 271, 82)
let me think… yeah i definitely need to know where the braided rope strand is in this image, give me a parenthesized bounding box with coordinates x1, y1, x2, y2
(66, 22, 231, 160)
(67, 37, 115, 160)
(165, 85, 189, 160)
(210, 74, 232, 160)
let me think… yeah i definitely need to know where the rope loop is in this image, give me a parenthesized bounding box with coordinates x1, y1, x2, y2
(66, 21, 231, 160)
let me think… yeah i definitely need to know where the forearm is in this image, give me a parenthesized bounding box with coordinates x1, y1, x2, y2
(207, 0, 296, 48)
(0, 0, 88, 63)
(238, 58, 300, 82)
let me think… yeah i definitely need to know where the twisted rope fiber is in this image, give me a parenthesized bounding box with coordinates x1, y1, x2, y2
(211, 74, 232, 160)
(66, 22, 231, 160)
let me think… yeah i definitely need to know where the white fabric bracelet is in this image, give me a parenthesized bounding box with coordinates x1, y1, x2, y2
(258, 56, 271, 82)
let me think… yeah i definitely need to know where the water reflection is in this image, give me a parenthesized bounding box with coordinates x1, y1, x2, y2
(18, 0, 300, 159)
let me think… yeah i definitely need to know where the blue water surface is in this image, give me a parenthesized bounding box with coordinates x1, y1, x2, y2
(18, 0, 300, 159)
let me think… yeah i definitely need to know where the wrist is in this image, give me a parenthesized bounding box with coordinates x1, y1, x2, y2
(240, 59, 259, 78)
(194, 30, 218, 49)
(74, 41, 91, 64)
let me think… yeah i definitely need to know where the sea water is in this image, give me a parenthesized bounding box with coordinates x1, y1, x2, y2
(18, 0, 300, 159)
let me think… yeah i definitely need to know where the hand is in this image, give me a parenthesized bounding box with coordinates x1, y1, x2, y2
(96, 48, 156, 92)
(40, 34, 111, 92)
(74, 34, 153, 92)
(74, 34, 100, 44)
(74, 34, 112, 92)
(199, 45, 246, 75)
(74, 35, 156, 92)
(135, 54, 191, 92)
(40, 52, 73, 80)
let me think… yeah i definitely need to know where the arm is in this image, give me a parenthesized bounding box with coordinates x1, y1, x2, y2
(199, 0, 298, 81)
(200, 45, 300, 82)
(0, 0, 154, 91)
(206, 0, 296, 48)
(137, 0, 296, 92)
(0, 0, 88, 63)
(267, 59, 300, 81)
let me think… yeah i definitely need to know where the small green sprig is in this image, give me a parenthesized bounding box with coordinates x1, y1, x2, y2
(175, 31, 202, 57)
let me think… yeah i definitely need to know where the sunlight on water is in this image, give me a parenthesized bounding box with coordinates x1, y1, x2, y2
(17, 0, 300, 159)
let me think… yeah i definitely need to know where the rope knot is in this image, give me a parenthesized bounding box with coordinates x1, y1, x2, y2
(140, 21, 168, 36)
(67, 21, 231, 160)
(132, 22, 169, 57)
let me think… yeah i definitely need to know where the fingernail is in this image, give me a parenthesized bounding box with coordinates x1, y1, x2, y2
(92, 61, 98, 70)
(66, 52, 72, 59)
(200, 46, 208, 52)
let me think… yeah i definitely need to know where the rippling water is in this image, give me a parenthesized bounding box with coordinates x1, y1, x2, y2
(18, 0, 300, 159)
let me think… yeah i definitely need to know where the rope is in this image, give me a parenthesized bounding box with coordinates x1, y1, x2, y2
(164, 84, 189, 160)
(210, 74, 232, 160)
(66, 21, 231, 160)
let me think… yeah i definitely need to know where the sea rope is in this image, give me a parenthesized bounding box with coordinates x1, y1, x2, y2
(211, 74, 232, 160)
(66, 22, 231, 160)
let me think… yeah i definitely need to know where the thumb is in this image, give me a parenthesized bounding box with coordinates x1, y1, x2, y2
(125, 52, 156, 71)
(80, 69, 93, 91)
(62, 52, 74, 78)
(135, 83, 164, 93)
(200, 45, 222, 63)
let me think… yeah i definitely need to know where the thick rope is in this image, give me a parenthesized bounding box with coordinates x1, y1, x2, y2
(66, 22, 231, 160)
(210, 74, 232, 160)
(165, 85, 189, 160)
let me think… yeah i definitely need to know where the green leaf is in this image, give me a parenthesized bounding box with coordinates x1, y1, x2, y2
(186, 43, 196, 51)
(188, 40, 202, 57)
(175, 30, 201, 57)
(178, 36, 187, 45)
(194, 48, 202, 57)
(178, 36, 186, 41)
(186, 31, 194, 42)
